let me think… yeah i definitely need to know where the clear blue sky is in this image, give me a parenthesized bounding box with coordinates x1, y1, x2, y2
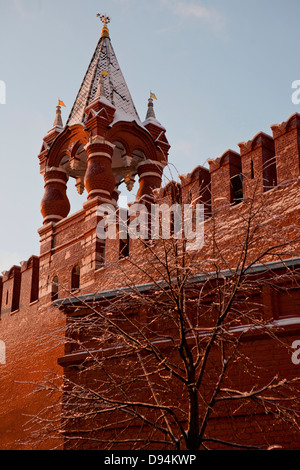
(0, 0, 300, 271)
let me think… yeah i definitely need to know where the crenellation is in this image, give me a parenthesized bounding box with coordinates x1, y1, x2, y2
(20, 255, 40, 306)
(208, 149, 242, 212)
(271, 112, 300, 184)
(0, 257, 40, 316)
(180, 165, 211, 218)
(1, 266, 21, 315)
(238, 131, 276, 199)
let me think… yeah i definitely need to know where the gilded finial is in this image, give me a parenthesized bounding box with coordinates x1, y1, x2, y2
(97, 13, 111, 38)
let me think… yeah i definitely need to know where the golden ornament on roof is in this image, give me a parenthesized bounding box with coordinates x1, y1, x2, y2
(97, 13, 111, 38)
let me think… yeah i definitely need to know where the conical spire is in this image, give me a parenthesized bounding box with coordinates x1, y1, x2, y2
(66, 15, 140, 127)
(143, 93, 163, 128)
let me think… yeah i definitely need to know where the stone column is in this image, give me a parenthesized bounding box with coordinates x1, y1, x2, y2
(136, 159, 163, 205)
(40, 168, 70, 224)
(84, 139, 115, 203)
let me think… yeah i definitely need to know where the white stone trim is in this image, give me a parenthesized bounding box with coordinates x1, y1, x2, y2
(45, 179, 67, 185)
(87, 152, 112, 161)
(88, 189, 111, 196)
(46, 166, 68, 174)
(137, 159, 164, 169)
(139, 171, 162, 179)
(43, 215, 64, 223)
(84, 138, 115, 150)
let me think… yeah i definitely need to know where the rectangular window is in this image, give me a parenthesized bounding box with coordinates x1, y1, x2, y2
(276, 287, 300, 318)
(11, 270, 21, 313)
(30, 257, 39, 303)
(231, 174, 243, 205)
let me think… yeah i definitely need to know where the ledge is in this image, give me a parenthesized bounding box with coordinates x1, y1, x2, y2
(10, 309, 20, 316)
(53, 256, 300, 310)
(57, 317, 300, 369)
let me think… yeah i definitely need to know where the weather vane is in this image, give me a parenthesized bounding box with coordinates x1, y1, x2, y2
(97, 13, 111, 26)
(97, 13, 111, 38)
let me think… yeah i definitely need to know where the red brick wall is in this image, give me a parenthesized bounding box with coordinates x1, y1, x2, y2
(0, 258, 65, 449)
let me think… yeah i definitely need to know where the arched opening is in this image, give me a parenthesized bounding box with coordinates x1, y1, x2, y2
(111, 142, 145, 208)
(59, 145, 88, 215)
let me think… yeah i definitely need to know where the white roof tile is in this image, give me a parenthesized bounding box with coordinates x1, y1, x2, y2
(67, 35, 141, 127)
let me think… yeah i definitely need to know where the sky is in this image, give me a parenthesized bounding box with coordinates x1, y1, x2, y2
(0, 0, 300, 272)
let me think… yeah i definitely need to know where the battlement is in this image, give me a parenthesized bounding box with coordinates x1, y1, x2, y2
(176, 112, 300, 215)
(0, 256, 39, 317)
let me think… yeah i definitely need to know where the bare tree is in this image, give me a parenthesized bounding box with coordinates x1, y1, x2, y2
(26, 170, 300, 451)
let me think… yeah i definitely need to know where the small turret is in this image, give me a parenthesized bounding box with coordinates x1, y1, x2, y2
(145, 96, 157, 121)
(52, 104, 64, 130)
(142, 93, 170, 162)
(38, 102, 65, 175)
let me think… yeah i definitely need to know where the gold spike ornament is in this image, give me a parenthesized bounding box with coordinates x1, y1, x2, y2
(97, 13, 111, 38)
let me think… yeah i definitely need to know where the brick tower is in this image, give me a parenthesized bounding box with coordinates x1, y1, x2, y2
(37, 15, 170, 302)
